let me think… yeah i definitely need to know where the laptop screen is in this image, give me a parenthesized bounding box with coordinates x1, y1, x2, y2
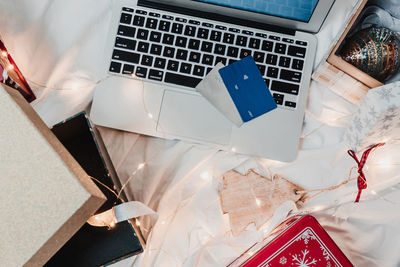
(193, 0, 319, 22)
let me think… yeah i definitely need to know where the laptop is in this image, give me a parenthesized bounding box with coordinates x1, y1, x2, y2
(90, 0, 334, 162)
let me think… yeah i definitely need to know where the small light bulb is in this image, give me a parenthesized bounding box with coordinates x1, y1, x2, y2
(1, 51, 7, 57)
(136, 220, 141, 226)
(148, 113, 153, 119)
(371, 190, 377, 195)
(161, 221, 166, 225)
(138, 163, 145, 169)
(231, 147, 236, 152)
(201, 171, 209, 180)
(255, 198, 261, 207)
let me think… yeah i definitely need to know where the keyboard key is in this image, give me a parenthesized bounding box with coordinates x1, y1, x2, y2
(216, 25, 227, 30)
(193, 65, 205, 76)
(159, 20, 171, 31)
(176, 17, 187, 23)
(175, 36, 187, 47)
(197, 28, 209, 39)
(180, 63, 192, 74)
(274, 43, 287, 54)
(269, 35, 280, 41)
(122, 7, 134, 12)
(141, 55, 153, 66)
(295, 40, 307, 46)
(149, 69, 164, 81)
(271, 80, 299, 95)
(162, 14, 174, 20)
(280, 69, 302, 82)
(227, 46, 239, 58)
(154, 57, 166, 69)
(162, 34, 174, 45)
(145, 18, 158, 29)
(288, 45, 306, 58)
(172, 23, 183, 34)
(253, 51, 265, 63)
(256, 33, 268, 38)
(273, 93, 284, 105)
(165, 72, 201, 87)
(285, 101, 296, 108)
(202, 54, 214, 65)
(236, 35, 247, 47)
(184, 25, 196, 36)
(264, 78, 270, 88)
(256, 64, 266, 76)
(112, 49, 140, 64)
(149, 12, 161, 18)
(188, 39, 200, 50)
(115, 37, 136, 50)
(206, 67, 213, 74)
(189, 51, 201, 63)
(176, 49, 188, 60)
(109, 61, 121, 73)
(229, 27, 240, 33)
(137, 29, 149, 40)
(150, 31, 162, 42)
(262, 40, 273, 52)
(167, 60, 179, 71)
(135, 66, 147, 78)
(117, 25, 136, 37)
(122, 64, 134, 74)
(202, 22, 213, 28)
(189, 19, 200, 25)
(137, 41, 149, 53)
(249, 38, 261, 49)
(223, 33, 234, 44)
(150, 44, 162, 55)
(201, 41, 213, 53)
(242, 30, 254, 35)
(120, 13, 132, 24)
(133, 15, 145, 26)
(240, 49, 251, 58)
(282, 38, 294, 44)
(292, 59, 304, 71)
(267, 67, 279, 78)
(210, 30, 222, 42)
(136, 10, 147, 15)
(214, 44, 226, 55)
(266, 54, 278, 65)
(279, 56, 291, 68)
(229, 59, 236, 65)
(163, 46, 175, 58)
(215, 56, 227, 65)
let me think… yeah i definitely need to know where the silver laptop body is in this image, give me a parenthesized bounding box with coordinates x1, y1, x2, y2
(91, 0, 334, 162)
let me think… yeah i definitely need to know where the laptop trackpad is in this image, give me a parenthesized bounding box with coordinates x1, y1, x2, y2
(157, 90, 232, 145)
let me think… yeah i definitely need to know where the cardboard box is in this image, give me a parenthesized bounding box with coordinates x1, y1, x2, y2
(0, 84, 106, 266)
(46, 112, 143, 266)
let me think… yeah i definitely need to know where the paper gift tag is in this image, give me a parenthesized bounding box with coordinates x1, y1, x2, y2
(196, 56, 277, 127)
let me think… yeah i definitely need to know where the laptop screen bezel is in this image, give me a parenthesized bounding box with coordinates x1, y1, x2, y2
(138, 0, 335, 33)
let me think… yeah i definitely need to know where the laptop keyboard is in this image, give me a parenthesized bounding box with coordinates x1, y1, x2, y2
(109, 7, 308, 109)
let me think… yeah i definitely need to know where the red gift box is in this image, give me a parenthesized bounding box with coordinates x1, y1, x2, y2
(230, 215, 353, 267)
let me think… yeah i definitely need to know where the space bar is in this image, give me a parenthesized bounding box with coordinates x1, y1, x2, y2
(165, 72, 202, 88)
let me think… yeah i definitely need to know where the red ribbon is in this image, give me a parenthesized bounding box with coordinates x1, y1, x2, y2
(347, 143, 385, 203)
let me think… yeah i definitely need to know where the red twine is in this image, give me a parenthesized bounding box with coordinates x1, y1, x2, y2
(347, 143, 385, 203)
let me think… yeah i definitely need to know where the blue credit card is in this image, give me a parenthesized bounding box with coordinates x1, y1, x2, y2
(218, 56, 277, 122)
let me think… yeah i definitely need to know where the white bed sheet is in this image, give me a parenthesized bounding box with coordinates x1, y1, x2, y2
(2, 0, 400, 266)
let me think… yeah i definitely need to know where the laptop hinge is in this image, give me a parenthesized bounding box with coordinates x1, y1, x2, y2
(137, 0, 296, 36)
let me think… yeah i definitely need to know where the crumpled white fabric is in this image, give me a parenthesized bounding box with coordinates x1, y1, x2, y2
(3, 0, 400, 266)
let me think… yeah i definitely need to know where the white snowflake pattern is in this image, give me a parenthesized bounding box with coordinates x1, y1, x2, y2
(296, 229, 316, 244)
(279, 256, 287, 265)
(292, 249, 317, 267)
(320, 245, 331, 261)
(377, 87, 395, 102)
